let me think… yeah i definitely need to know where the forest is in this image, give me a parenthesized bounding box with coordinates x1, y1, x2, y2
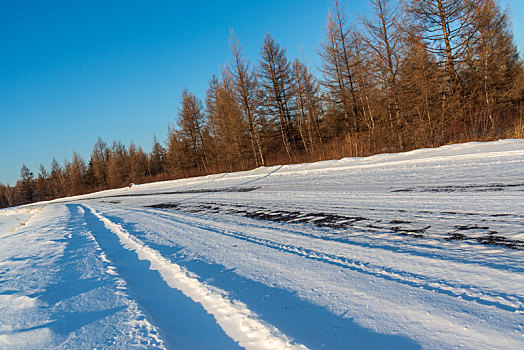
(1, 0, 523, 208)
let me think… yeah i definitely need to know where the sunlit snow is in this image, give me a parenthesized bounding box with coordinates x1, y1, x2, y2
(1, 140, 523, 349)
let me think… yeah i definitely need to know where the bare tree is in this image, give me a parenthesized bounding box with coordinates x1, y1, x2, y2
(69, 151, 87, 194)
(352, 29, 377, 132)
(49, 158, 65, 198)
(34, 164, 50, 201)
(128, 142, 148, 183)
(16, 165, 34, 204)
(0, 184, 12, 208)
(363, 0, 406, 148)
(107, 141, 128, 188)
(149, 135, 165, 178)
(319, 1, 360, 134)
(89, 137, 109, 189)
(258, 33, 296, 161)
(206, 71, 250, 171)
(292, 58, 325, 158)
(205, 75, 225, 167)
(407, 0, 476, 80)
(228, 32, 265, 166)
(465, 0, 524, 132)
(177, 89, 209, 172)
(400, 27, 442, 146)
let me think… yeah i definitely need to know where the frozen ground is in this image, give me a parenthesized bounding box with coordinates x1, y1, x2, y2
(1, 140, 523, 349)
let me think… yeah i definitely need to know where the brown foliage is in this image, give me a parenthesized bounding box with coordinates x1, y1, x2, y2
(2, 0, 522, 208)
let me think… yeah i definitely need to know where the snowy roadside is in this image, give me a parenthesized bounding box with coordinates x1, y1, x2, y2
(1, 140, 523, 349)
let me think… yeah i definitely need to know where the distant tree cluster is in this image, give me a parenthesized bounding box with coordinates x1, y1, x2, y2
(0, 139, 156, 207)
(1, 0, 523, 208)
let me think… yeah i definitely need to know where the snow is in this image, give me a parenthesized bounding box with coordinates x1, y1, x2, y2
(1, 139, 523, 349)
(86, 204, 304, 350)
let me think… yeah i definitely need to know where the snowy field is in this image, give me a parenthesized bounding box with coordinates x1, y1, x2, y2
(1, 139, 523, 349)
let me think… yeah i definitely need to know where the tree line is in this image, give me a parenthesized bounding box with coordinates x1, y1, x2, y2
(1, 0, 523, 208)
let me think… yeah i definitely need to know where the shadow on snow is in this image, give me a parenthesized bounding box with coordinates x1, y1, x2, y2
(104, 211, 421, 350)
(80, 204, 241, 350)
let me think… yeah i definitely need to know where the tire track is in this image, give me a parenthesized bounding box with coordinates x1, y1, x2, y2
(83, 204, 306, 350)
(118, 202, 524, 273)
(108, 205, 524, 314)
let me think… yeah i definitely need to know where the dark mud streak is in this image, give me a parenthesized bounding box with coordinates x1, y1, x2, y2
(445, 233, 524, 249)
(114, 206, 524, 313)
(147, 203, 429, 238)
(146, 202, 524, 250)
(392, 182, 524, 193)
(115, 204, 522, 273)
(444, 224, 524, 249)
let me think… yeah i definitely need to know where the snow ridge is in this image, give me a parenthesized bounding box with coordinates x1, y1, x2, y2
(85, 204, 306, 350)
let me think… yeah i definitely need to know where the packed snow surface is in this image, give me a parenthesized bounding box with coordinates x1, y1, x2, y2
(1, 140, 523, 349)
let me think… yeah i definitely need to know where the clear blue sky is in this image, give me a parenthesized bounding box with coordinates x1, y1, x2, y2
(1, 0, 523, 185)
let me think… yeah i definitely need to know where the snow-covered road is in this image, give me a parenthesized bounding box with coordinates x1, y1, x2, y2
(1, 140, 523, 349)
